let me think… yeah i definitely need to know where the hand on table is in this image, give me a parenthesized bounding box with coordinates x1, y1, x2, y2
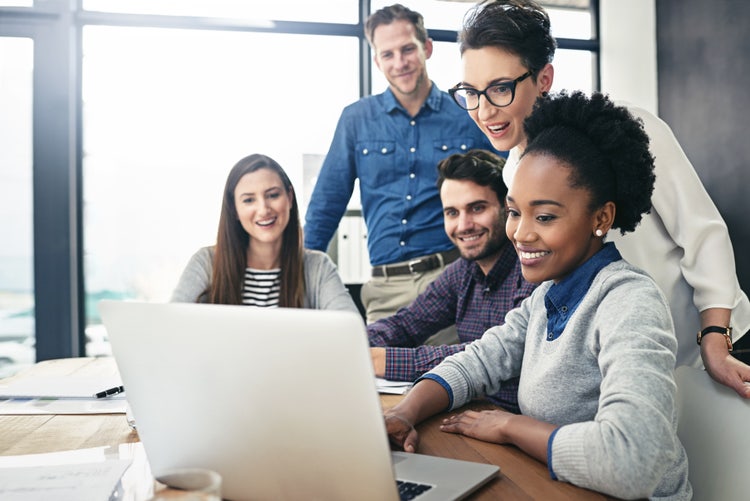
(384, 412, 419, 453)
(440, 409, 511, 444)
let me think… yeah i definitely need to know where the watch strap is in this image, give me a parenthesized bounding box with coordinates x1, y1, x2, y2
(696, 325, 733, 351)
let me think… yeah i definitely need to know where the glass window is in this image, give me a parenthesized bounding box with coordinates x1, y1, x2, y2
(82, 0, 358, 24)
(370, 0, 473, 31)
(547, 7, 593, 40)
(0, 36, 35, 377)
(370, 1, 593, 39)
(82, 26, 359, 353)
(552, 48, 594, 94)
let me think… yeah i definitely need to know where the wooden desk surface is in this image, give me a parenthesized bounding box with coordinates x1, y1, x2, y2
(1, 358, 617, 500)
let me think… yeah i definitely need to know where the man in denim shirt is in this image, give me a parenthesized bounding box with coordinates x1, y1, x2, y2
(305, 4, 495, 339)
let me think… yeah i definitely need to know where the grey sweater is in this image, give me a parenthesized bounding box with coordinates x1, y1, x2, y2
(170, 246, 359, 314)
(429, 260, 691, 500)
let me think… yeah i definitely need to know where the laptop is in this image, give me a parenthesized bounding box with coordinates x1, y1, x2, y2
(99, 300, 499, 501)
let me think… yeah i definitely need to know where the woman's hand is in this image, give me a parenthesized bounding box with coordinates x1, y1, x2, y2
(440, 409, 511, 444)
(384, 412, 419, 453)
(441, 408, 556, 464)
(701, 336, 750, 398)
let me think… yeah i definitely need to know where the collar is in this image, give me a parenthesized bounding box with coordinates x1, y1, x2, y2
(382, 80, 441, 114)
(545, 242, 622, 322)
(469, 240, 516, 289)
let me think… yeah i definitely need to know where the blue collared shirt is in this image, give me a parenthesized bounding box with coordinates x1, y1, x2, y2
(544, 242, 622, 341)
(304, 83, 498, 266)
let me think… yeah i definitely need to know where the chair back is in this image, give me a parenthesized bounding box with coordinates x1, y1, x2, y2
(675, 366, 750, 501)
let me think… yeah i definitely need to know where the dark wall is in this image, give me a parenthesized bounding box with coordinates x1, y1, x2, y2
(656, 0, 750, 293)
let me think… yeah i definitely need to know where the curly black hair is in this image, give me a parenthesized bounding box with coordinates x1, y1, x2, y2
(436, 149, 507, 205)
(521, 91, 656, 234)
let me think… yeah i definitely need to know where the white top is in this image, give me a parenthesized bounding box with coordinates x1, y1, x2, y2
(504, 103, 750, 367)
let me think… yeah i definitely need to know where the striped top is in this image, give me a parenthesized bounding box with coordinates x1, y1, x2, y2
(243, 268, 281, 307)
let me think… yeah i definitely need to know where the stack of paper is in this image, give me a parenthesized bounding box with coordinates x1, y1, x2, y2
(0, 375, 127, 415)
(375, 377, 413, 395)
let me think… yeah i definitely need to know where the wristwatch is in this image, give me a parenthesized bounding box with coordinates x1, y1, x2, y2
(696, 325, 733, 351)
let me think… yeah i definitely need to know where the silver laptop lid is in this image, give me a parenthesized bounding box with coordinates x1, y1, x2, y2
(100, 300, 400, 501)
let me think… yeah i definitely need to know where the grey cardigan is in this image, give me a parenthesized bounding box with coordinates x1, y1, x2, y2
(430, 260, 691, 500)
(171, 246, 359, 314)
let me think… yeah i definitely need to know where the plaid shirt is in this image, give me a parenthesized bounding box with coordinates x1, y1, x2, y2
(368, 241, 536, 412)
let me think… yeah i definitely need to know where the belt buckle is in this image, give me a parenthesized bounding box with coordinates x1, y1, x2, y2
(407, 259, 423, 274)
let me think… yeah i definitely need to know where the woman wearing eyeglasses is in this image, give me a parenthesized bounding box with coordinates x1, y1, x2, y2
(449, 0, 750, 397)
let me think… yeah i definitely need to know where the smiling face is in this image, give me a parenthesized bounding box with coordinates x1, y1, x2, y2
(234, 168, 292, 253)
(372, 19, 432, 101)
(441, 178, 507, 275)
(460, 46, 552, 152)
(505, 153, 606, 284)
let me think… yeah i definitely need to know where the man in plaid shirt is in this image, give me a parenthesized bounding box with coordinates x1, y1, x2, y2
(369, 149, 536, 413)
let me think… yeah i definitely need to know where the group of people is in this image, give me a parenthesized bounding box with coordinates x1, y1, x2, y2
(171, 1, 750, 499)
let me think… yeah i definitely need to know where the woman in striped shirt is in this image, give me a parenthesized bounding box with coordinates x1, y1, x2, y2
(172, 153, 359, 313)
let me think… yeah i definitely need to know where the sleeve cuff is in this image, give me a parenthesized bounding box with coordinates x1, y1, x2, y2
(547, 426, 562, 481)
(418, 374, 453, 409)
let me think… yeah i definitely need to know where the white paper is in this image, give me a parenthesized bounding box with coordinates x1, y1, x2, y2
(375, 377, 412, 395)
(0, 376, 124, 399)
(0, 447, 132, 501)
(0, 397, 127, 415)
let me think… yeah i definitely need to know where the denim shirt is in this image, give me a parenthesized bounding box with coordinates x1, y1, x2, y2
(544, 242, 622, 341)
(304, 83, 497, 266)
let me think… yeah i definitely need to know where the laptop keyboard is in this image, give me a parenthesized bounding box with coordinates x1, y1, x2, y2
(397, 479, 433, 500)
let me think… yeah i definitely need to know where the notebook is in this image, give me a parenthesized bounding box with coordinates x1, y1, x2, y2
(99, 300, 499, 501)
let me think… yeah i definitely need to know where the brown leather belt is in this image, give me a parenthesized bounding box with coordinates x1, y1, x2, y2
(371, 248, 460, 278)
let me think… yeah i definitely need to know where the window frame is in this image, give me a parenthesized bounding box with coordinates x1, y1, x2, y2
(0, 0, 598, 361)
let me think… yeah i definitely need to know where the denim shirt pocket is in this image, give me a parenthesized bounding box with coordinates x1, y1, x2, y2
(356, 140, 397, 188)
(432, 138, 477, 165)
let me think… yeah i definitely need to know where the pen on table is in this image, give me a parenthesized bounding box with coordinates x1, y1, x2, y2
(94, 385, 125, 398)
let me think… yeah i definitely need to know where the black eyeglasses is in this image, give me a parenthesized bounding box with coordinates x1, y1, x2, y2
(449, 71, 532, 111)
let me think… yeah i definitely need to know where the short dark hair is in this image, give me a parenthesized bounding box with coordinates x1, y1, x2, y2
(436, 149, 508, 205)
(522, 91, 656, 234)
(365, 3, 428, 48)
(459, 0, 556, 78)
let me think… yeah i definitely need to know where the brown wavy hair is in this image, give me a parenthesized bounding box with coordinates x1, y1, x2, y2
(207, 154, 305, 307)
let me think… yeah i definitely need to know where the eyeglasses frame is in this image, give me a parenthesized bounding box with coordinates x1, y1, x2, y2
(449, 71, 533, 111)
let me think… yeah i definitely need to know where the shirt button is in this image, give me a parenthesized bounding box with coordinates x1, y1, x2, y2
(441, 145, 448, 151)
(561, 306, 568, 313)
(401, 219, 407, 224)
(410, 120, 416, 126)
(409, 173, 415, 179)
(460, 144, 467, 150)
(362, 148, 368, 155)
(410, 147, 416, 153)
(406, 195, 412, 201)
(381, 147, 388, 154)
(400, 241, 406, 246)
(548, 333, 554, 340)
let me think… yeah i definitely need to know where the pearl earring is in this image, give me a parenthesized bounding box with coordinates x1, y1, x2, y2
(595, 229, 604, 237)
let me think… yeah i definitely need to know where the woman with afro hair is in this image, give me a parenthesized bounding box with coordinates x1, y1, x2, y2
(383, 91, 691, 500)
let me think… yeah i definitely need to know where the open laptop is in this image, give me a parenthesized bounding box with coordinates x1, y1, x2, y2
(99, 300, 499, 501)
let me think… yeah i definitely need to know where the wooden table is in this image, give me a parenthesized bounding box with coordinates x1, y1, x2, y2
(1, 358, 617, 500)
